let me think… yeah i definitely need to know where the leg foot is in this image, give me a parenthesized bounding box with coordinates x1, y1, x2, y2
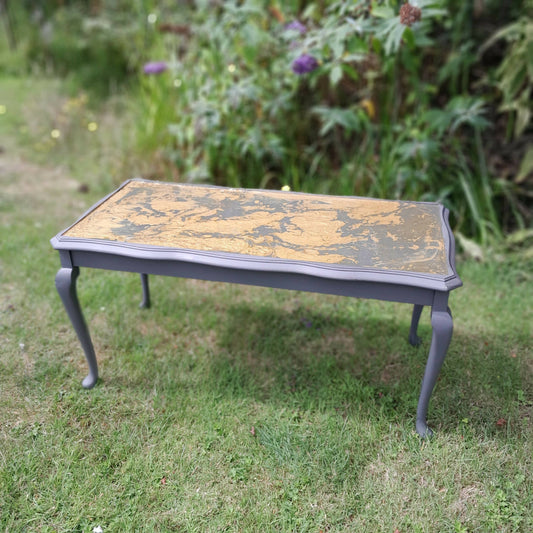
(55, 267, 98, 388)
(82, 373, 98, 389)
(415, 305, 453, 438)
(139, 273, 151, 309)
(416, 419, 434, 439)
(409, 304, 424, 346)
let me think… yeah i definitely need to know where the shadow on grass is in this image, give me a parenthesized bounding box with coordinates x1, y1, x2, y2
(81, 287, 529, 440)
(212, 302, 419, 400)
(208, 303, 529, 438)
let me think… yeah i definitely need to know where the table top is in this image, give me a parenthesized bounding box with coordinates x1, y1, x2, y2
(54, 179, 457, 279)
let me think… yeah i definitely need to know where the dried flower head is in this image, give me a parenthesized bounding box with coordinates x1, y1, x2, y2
(399, 3, 422, 26)
(269, 5, 285, 23)
(158, 23, 191, 37)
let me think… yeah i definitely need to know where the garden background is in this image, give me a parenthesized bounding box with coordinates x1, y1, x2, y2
(0, 0, 532, 531)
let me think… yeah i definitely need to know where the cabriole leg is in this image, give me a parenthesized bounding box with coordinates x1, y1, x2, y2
(416, 296, 453, 438)
(409, 304, 424, 346)
(139, 273, 151, 309)
(55, 266, 98, 388)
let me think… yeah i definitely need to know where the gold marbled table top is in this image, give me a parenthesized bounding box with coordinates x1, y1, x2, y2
(61, 179, 450, 275)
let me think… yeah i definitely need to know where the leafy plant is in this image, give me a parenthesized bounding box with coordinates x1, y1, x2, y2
(9, 0, 528, 241)
(481, 16, 533, 140)
(17, 0, 163, 97)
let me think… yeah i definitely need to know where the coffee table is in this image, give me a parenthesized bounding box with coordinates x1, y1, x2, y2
(51, 178, 462, 437)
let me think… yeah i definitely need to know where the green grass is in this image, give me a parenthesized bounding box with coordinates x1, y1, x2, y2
(1, 77, 532, 532)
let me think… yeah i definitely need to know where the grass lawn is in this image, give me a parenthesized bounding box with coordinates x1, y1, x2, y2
(1, 78, 532, 532)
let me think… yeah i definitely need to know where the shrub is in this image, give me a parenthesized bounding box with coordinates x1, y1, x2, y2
(134, 0, 533, 242)
(16, 0, 158, 97)
(5, 0, 530, 241)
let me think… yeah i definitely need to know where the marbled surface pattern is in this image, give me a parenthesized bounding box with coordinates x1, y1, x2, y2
(63, 180, 449, 275)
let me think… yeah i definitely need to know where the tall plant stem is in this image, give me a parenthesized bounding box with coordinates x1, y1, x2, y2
(475, 127, 502, 240)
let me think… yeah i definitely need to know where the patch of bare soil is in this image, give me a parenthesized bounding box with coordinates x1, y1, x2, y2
(0, 153, 86, 223)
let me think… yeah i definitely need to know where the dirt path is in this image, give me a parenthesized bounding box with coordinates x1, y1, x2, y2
(1, 153, 78, 212)
(0, 78, 93, 230)
(0, 77, 131, 232)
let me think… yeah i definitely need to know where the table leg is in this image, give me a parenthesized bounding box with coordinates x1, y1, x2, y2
(416, 295, 453, 438)
(55, 266, 99, 389)
(139, 273, 151, 309)
(409, 304, 424, 346)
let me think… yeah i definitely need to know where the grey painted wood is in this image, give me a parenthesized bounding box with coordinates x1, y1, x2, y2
(416, 294, 454, 438)
(51, 181, 463, 437)
(409, 304, 424, 346)
(55, 263, 98, 389)
(139, 273, 150, 309)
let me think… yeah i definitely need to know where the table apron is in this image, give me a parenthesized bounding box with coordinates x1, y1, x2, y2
(66, 250, 436, 306)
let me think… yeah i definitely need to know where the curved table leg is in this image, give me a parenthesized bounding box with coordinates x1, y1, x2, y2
(409, 304, 424, 346)
(139, 273, 151, 309)
(55, 267, 98, 388)
(416, 303, 453, 438)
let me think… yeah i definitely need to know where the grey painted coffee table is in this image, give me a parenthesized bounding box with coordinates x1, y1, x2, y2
(51, 178, 462, 437)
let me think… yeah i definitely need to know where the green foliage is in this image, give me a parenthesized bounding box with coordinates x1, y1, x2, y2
(129, 0, 531, 243)
(9, 0, 161, 97)
(3, 0, 532, 241)
(484, 475, 529, 531)
(481, 16, 533, 140)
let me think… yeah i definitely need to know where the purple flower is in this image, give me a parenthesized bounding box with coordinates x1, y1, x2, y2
(143, 61, 168, 75)
(301, 318, 313, 328)
(285, 20, 307, 34)
(291, 53, 318, 75)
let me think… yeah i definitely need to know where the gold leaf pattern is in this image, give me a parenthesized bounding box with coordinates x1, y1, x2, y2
(63, 180, 449, 274)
